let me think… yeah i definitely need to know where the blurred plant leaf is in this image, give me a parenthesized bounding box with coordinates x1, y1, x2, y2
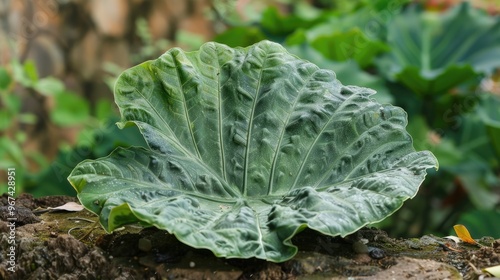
(486, 125, 500, 159)
(11, 60, 38, 87)
(95, 99, 115, 121)
(0, 138, 25, 168)
(311, 29, 389, 67)
(18, 113, 37, 124)
(27, 151, 49, 170)
(377, 3, 500, 95)
(214, 26, 266, 48)
(23, 60, 39, 84)
(405, 116, 462, 167)
(457, 170, 498, 210)
(0, 110, 12, 130)
(176, 30, 205, 50)
(2, 92, 21, 112)
(445, 112, 499, 209)
(34, 77, 66, 96)
(291, 6, 393, 68)
(393, 65, 476, 96)
(477, 94, 500, 158)
(0, 67, 12, 90)
(477, 94, 500, 128)
(25, 117, 147, 197)
(50, 92, 90, 126)
(261, 6, 327, 35)
(456, 209, 500, 239)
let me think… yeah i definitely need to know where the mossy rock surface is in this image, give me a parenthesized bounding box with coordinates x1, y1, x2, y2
(1, 193, 499, 279)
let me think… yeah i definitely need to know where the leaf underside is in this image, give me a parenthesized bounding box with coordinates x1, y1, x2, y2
(68, 40, 438, 262)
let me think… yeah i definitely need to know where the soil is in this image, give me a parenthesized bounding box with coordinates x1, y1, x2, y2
(1, 193, 499, 280)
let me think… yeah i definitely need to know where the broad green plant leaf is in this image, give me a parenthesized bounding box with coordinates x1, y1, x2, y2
(377, 3, 500, 95)
(50, 92, 90, 126)
(68, 40, 438, 262)
(213, 26, 266, 48)
(310, 30, 389, 68)
(260, 6, 329, 36)
(287, 8, 391, 68)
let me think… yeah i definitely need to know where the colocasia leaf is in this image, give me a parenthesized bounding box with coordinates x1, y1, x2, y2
(68, 40, 438, 262)
(377, 3, 500, 95)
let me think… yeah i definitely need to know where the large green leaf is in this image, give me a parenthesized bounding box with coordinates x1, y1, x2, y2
(287, 7, 391, 68)
(311, 29, 389, 68)
(477, 94, 500, 158)
(377, 3, 500, 95)
(68, 40, 437, 262)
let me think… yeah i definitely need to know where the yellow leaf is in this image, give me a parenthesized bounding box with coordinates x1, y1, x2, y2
(453, 224, 478, 245)
(484, 265, 500, 277)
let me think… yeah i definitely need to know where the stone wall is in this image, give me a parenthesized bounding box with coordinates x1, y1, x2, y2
(1, 0, 215, 95)
(0, 0, 216, 163)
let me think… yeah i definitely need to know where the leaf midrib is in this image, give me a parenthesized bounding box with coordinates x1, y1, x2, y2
(242, 48, 270, 196)
(171, 53, 203, 159)
(267, 67, 319, 195)
(215, 45, 227, 181)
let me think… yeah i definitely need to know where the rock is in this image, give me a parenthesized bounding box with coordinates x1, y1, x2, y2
(90, 0, 130, 37)
(368, 246, 386, 259)
(355, 257, 461, 280)
(70, 30, 100, 80)
(148, 2, 173, 40)
(353, 240, 369, 254)
(0, 233, 131, 279)
(0, 193, 38, 209)
(138, 238, 152, 252)
(177, 0, 215, 42)
(178, 14, 214, 41)
(26, 34, 65, 77)
(34, 195, 78, 209)
(0, 206, 40, 225)
(156, 266, 242, 280)
(101, 39, 130, 68)
(164, 0, 189, 18)
(285, 251, 382, 277)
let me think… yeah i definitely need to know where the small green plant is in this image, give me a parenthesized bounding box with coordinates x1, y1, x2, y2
(0, 58, 146, 196)
(0, 59, 90, 193)
(68, 41, 437, 261)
